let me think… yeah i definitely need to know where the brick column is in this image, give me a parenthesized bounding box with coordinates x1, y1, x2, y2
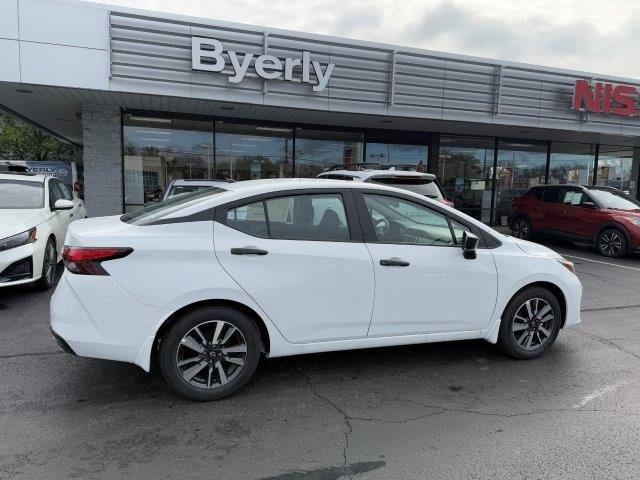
(81, 104, 123, 217)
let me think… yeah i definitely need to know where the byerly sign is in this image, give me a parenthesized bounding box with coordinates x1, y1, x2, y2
(572, 79, 640, 117)
(191, 37, 335, 92)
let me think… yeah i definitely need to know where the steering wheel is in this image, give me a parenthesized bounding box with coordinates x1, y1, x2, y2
(374, 218, 390, 238)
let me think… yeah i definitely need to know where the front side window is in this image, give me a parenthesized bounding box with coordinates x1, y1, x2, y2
(363, 194, 455, 246)
(225, 193, 351, 242)
(0, 180, 44, 209)
(48, 180, 65, 207)
(562, 189, 586, 206)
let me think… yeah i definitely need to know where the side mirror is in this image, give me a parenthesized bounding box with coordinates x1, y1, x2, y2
(462, 231, 479, 260)
(582, 201, 597, 209)
(53, 199, 74, 211)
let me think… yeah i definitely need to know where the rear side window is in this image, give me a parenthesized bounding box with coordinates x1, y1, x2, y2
(225, 194, 351, 242)
(528, 187, 543, 200)
(368, 177, 443, 200)
(541, 188, 560, 203)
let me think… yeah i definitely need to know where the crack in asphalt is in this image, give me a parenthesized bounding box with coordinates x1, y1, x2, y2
(0, 351, 64, 360)
(573, 329, 640, 361)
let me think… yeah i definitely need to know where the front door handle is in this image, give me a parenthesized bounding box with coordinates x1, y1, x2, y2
(231, 247, 268, 256)
(380, 258, 410, 267)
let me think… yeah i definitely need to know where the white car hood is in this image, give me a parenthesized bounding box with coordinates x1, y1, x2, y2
(509, 236, 562, 259)
(0, 209, 48, 239)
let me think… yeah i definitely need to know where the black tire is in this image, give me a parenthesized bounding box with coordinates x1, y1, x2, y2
(511, 217, 533, 240)
(497, 287, 562, 360)
(35, 237, 57, 291)
(596, 228, 628, 258)
(159, 306, 261, 401)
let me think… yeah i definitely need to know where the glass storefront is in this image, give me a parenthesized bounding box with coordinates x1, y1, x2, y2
(495, 141, 547, 225)
(549, 143, 595, 186)
(438, 136, 495, 222)
(215, 121, 293, 181)
(596, 145, 635, 195)
(123, 115, 213, 212)
(364, 131, 429, 171)
(295, 128, 364, 177)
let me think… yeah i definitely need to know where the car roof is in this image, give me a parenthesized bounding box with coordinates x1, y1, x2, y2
(170, 179, 233, 186)
(0, 172, 47, 182)
(319, 169, 436, 180)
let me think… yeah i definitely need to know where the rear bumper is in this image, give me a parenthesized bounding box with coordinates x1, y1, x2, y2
(50, 271, 171, 371)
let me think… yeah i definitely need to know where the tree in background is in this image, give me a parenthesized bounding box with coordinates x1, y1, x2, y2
(0, 113, 79, 161)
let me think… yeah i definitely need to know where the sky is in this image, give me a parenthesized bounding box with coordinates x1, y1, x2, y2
(106, 0, 640, 79)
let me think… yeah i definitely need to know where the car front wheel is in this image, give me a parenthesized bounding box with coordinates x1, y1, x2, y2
(597, 228, 628, 258)
(497, 287, 562, 359)
(159, 306, 261, 401)
(35, 238, 57, 290)
(511, 218, 532, 240)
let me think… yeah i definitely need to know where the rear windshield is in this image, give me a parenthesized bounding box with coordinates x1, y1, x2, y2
(121, 187, 227, 225)
(0, 179, 44, 209)
(587, 188, 640, 211)
(368, 177, 443, 199)
(167, 185, 211, 199)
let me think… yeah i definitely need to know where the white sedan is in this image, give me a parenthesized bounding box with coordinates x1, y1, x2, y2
(50, 179, 581, 400)
(0, 172, 86, 289)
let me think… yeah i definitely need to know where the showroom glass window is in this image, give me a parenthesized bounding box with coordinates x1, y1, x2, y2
(596, 145, 636, 197)
(438, 136, 495, 222)
(365, 131, 429, 171)
(549, 143, 595, 186)
(295, 128, 364, 177)
(495, 140, 547, 225)
(215, 121, 293, 181)
(123, 115, 213, 212)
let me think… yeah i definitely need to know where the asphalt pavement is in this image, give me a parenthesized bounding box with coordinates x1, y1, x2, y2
(1, 239, 640, 479)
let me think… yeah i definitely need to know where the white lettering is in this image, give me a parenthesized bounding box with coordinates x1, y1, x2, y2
(192, 37, 225, 72)
(228, 51, 254, 83)
(190, 37, 335, 92)
(312, 61, 335, 92)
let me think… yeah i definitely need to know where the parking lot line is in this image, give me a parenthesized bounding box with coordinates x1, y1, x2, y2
(561, 254, 640, 272)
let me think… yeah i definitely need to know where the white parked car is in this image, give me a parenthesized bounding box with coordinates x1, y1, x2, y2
(0, 172, 86, 290)
(50, 179, 581, 400)
(318, 167, 455, 207)
(161, 179, 234, 201)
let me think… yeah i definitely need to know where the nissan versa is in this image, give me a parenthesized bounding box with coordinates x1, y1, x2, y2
(50, 179, 582, 401)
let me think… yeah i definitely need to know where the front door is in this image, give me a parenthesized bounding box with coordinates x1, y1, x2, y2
(215, 191, 375, 344)
(555, 187, 601, 239)
(356, 192, 498, 337)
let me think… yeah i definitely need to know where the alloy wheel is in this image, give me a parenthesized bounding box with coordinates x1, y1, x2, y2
(512, 219, 529, 239)
(176, 320, 247, 389)
(511, 298, 555, 351)
(600, 231, 622, 256)
(43, 241, 57, 286)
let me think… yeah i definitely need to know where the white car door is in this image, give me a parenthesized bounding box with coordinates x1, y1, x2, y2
(214, 190, 375, 344)
(356, 191, 498, 337)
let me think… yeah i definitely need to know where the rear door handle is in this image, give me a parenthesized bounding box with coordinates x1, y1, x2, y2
(231, 247, 268, 256)
(380, 258, 410, 267)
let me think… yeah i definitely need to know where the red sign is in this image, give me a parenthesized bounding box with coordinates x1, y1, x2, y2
(572, 79, 638, 116)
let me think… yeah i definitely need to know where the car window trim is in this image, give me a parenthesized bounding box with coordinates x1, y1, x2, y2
(352, 189, 494, 249)
(215, 188, 364, 243)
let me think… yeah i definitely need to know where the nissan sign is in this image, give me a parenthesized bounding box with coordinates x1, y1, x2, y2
(191, 37, 336, 92)
(572, 79, 639, 116)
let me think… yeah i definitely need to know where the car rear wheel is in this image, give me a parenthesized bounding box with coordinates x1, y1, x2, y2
(511, 218, 532, 240)
(35, 238, 57, 291)
(159, 306, 261, 401)
(597, 228, 628, 258)
(497, 287, 561, 359)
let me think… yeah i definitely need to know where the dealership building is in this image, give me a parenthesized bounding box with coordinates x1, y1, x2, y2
(2, 0, 640, 224)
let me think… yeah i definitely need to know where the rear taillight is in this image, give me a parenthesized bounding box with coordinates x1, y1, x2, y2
(62, 246, 133, 275)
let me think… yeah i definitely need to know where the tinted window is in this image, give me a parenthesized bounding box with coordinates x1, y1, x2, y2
(528, 187, 543, 200)
(319, 174, 355, 181)
(121, 187, 227, 225)
(226, 201, 268, 237)
(167, 185, 209, 199)
(0, 179, 44, 209)
(368, 177, 443, 200)
(266, 194, 350, 241)
(541, 188, 561, 203)
(363, 194, 454, 246)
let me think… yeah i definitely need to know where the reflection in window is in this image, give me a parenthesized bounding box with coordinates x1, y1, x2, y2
(123, 115, 213, 212)
(364, 131, 429, 170)
(495, 141, 547, 225)
(438, 136, 494, 223)
(215, 122, 293, 181)
(596, 145, 636, 196)
(549, 143, 595, 186)
(295, 128, 363, 177)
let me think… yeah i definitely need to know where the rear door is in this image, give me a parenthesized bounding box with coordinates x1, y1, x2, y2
(214, 189, 375, 343)
(355, 191, 498, 337)
(537, 187, 563, 231)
